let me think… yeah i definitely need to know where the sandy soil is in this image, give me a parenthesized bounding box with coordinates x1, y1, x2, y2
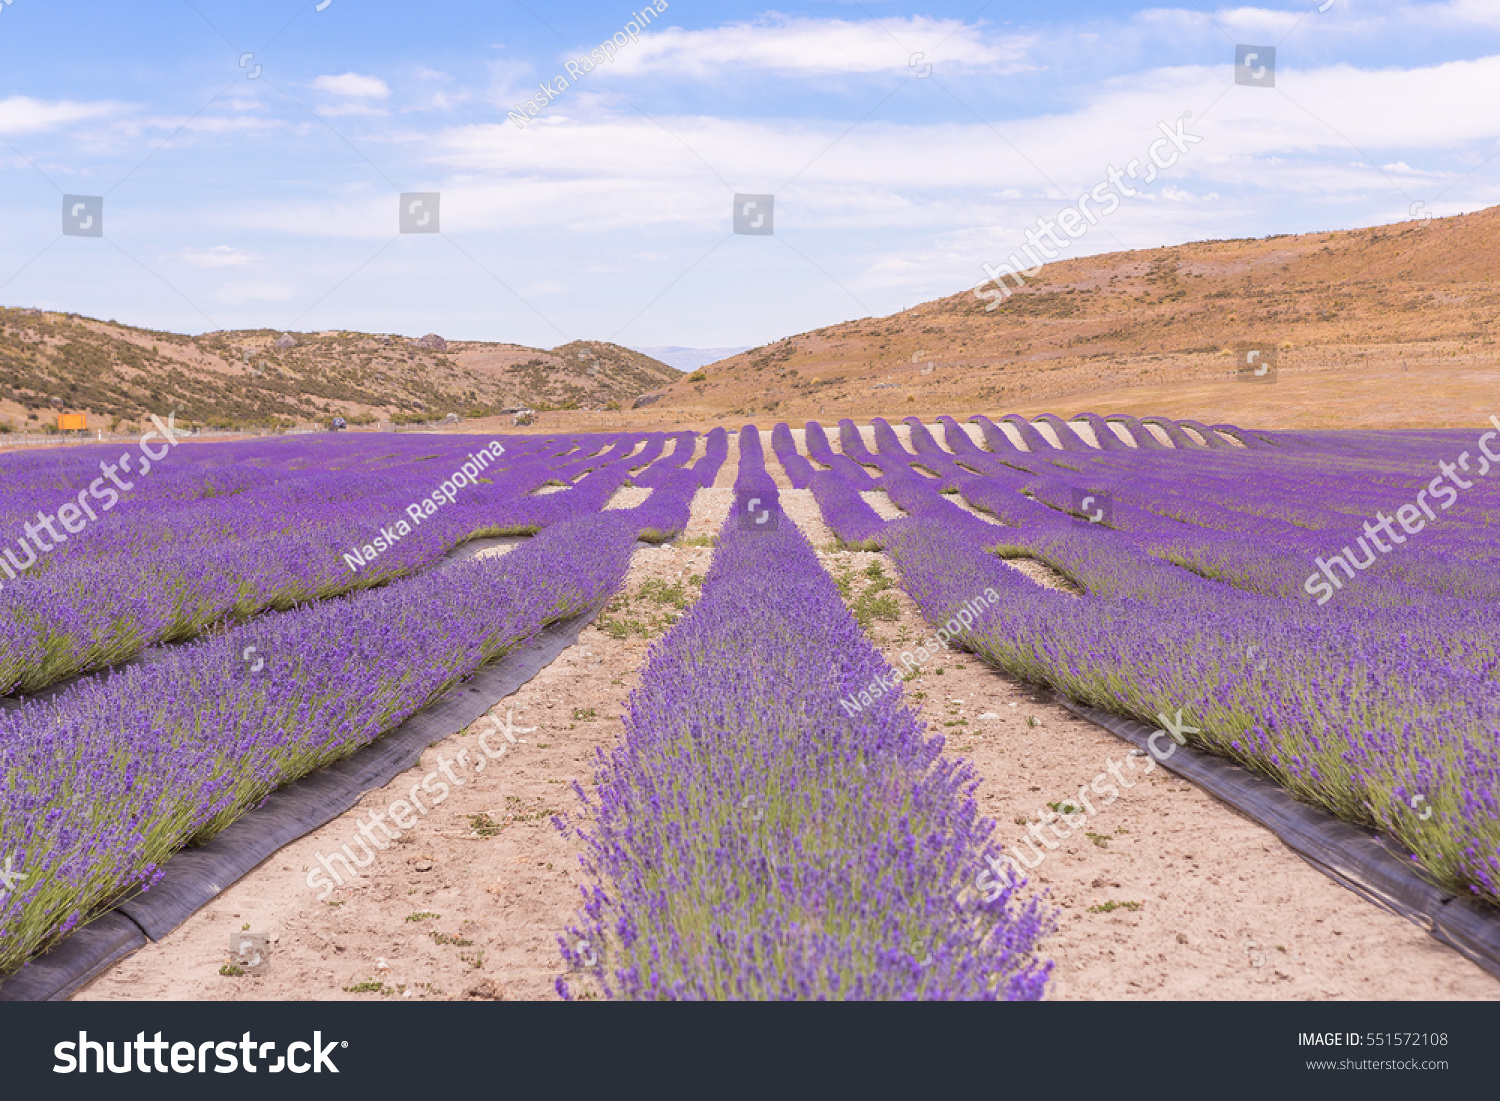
(809, 538, 1498, 999)
(72, 433, 1499, 1001)
(75, 490, 735, 1003)
(773, 446, 1495, 999)
(860, 490, 906, 521)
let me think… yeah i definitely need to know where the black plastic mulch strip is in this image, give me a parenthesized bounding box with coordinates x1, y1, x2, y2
(439, 536, 529, 567)
(1052, 693, 1500, 981)
(0, 607, 594, 1002)
(0, 915, 147, 1004)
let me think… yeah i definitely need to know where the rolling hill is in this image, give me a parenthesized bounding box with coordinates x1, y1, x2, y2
(0, 316, 679, 433)
(6, 204, 1498, 438)
(632, 204, 1500, 432)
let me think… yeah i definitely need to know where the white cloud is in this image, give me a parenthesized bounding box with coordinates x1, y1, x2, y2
(1158, 185, 1219, 202)
(315, 103, 391, 118)
(1136, 5, 1304, 37)
(216, 280, 296, 304)
(411, 93, 460, 111)
(217, 205, 360, 238)
(1116, 56, 1500, 155)
(145, 114, 284, 134)
(1435, 0, 1500, 27)
(420, 43, 1500, 236)
(597, 15, 1038, 78)
(0, 95, 126, 135)
(176, 246, 253, 268)
(390, 43, 1500, 287)
(310, 73, 392, 99)
(1139, 0, 1500, 40)
(151, 34, 1500, 339)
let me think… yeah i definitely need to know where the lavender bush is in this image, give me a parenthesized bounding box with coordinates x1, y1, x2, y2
(0, 432, 664, 696)
(0, 468, 697, 976)
(798, 416, 1500, 906)
(555, 430, 1054, 1000)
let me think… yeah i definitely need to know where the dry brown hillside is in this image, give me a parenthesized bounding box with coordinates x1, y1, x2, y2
(7, 205, 1497, 438)
(637, 205, 1500, 432)
(0, 316, 678, 434)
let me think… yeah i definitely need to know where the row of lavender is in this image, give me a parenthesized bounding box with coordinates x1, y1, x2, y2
(0, 430, 725, 977)
(0, 429, 723, 698)
(557, 427, 1052, 999)
(782, 414, 1500, 907)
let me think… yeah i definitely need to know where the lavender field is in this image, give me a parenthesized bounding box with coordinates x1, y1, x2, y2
(3, 414, 1497, 998)
(804, 415, 1500, 912)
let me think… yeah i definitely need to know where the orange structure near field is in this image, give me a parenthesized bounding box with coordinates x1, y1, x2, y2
(57, 413, 86, 431)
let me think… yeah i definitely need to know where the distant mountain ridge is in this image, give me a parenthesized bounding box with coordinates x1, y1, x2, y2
(0, 317, 678, 432)
(6, 203, 1497, 435)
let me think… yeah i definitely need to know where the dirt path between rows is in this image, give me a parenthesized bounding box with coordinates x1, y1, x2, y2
(74, 490, 732, 1003)
(74, 444, 1498, 1001)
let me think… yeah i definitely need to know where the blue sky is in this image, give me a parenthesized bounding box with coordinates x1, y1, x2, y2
(1, 1, 1497, 355)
